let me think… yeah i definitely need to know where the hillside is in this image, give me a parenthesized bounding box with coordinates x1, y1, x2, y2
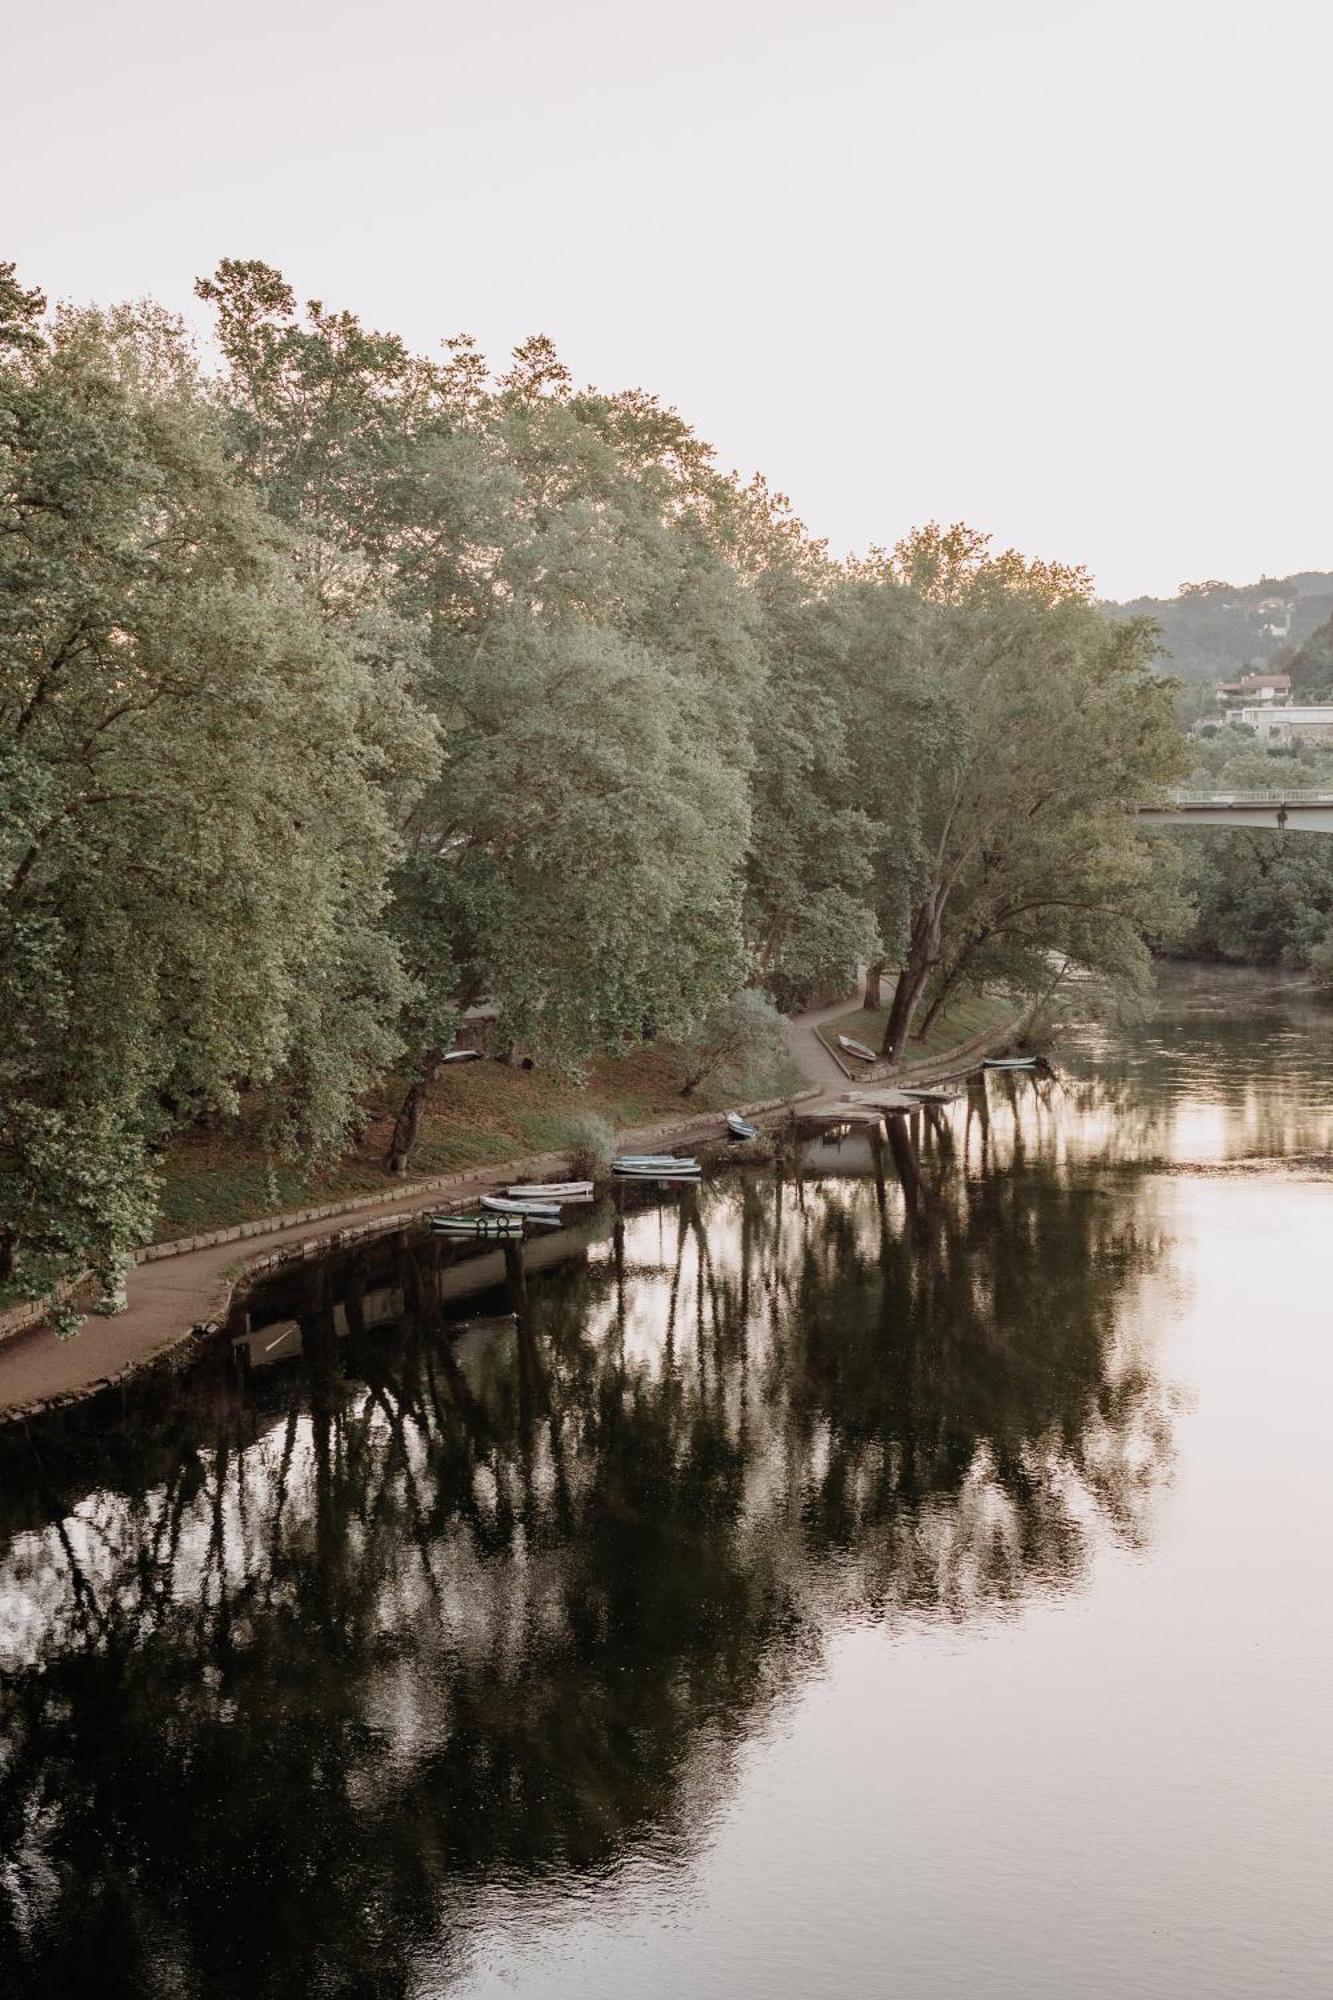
(1281, 610, 1333, 694)
(1103, 571, 1333, 682)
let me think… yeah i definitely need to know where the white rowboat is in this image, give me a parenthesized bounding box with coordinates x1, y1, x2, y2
(480, 1195, 562, 1220)
(506, 1181, 595, 1200)
(838, 1035, 878, 1063)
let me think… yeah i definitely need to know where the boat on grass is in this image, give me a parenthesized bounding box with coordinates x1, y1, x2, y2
(726, 1112, 759, 1140)
(838, 1034, 878, 1063)
(442, 1048, 484, 1064)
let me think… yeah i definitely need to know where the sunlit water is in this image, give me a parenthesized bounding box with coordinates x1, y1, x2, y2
(2, 965, 1332, 1997)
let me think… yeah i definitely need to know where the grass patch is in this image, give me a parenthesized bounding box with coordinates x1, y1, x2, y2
(817, 989, 1027, 1070)
(151, 1039, 807, 1242)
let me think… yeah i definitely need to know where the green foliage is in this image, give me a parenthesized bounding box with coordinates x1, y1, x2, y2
(3, 256, 1203, 1304)
(1160, 738, 1333, 967)
(1281, 611, 1333, 697)
(677, 988, 789, 1097)
(555, 1112, 617, 1178)
(869, 526, 1191, 1059)
(0, 299, 432, 1304)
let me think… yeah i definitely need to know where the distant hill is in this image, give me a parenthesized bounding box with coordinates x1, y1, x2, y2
(1282, 610, 1333, 694)
(1102, 571, 1333, 683)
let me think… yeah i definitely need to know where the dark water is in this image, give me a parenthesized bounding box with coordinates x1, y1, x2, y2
(3, 966, 1332, 1998)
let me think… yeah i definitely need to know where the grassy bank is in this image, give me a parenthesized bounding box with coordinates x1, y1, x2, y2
(817, 988, 1027, 1070)
(151, 1040, 807, 1242)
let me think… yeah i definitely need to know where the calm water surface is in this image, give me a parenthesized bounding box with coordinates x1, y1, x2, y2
(2, 966, 1332, 1997)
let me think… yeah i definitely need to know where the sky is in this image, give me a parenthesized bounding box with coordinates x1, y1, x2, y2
(5, 0, 1330, 600)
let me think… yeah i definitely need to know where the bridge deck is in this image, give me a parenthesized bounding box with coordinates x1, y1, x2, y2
(1136, 791, 1333, 830)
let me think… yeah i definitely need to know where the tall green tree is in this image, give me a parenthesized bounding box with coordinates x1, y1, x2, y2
(198, 267, 762, 1171)
(0, 280, 432, 1301)
(870, 526, 1188, 1060)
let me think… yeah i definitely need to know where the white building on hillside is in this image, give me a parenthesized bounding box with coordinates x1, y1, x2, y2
(1231, 704, 1333, 743)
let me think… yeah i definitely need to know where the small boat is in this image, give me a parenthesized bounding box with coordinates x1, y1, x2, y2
(442, 1048, 484, 1064)
(613, 1154, 698, 1171)
(726, 1112, 759, 1141)
(480, 1195, 562, 1221)
(430, 1212, 523, 1238)
(613, 1162, 702, 1180)
(838, 1034, 878, 1063)
(982, 1056, 1039, 1071)
(506, 1181, 595, 1200)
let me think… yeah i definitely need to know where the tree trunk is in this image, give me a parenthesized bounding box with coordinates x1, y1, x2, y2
(863, 959, 884, 1010)
(880, 900, 940, 1062)
(384, 1048, 443, 1176)
(916, 983, 950, 1043)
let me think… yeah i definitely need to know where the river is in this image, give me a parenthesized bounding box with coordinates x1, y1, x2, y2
(2, 965, 1331, 1998)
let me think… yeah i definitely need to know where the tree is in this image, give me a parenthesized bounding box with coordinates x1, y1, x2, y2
(198, 266, 764, 1172)
(868, 526, 1188, 1061)
(0, 290, 432, 1303)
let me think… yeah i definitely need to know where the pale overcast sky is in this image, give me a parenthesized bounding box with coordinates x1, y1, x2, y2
(5, 0, 1329, 598)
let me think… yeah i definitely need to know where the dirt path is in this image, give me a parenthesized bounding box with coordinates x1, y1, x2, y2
(783, 987, 860, 1087)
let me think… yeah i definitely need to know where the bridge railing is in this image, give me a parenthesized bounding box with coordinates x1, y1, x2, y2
(1140, 789, 1333, 808)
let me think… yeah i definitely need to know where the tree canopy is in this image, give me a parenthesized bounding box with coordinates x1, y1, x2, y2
(1, 257, 1193, 1307)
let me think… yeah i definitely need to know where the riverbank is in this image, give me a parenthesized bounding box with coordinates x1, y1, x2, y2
(815, 988, 1024, 1073)
(148, 1038, 806, 1244)
(0, 989, 1043, 1425)
(0, 1086, 818, 1425)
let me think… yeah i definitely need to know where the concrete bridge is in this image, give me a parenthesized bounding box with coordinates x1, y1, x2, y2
(1136, 790, 1333, 831)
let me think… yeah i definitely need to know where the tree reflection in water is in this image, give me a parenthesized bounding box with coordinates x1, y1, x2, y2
(0, 1107, 1175, 1996)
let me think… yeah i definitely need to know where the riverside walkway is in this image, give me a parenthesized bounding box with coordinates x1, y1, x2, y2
(0, 980, 1033, 1423)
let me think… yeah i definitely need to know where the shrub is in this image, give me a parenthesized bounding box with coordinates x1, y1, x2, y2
(556, 1113, 616, 1179)
(677, 989, 789, 1098)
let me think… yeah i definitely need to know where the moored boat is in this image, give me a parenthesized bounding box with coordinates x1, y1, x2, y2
(480, 1195, 562, 1221)
(726, 1112, 759, 1140)
(430, 1212, 523, 1237)
(982, 1056, 1040, 1071)
(506, 1181, 595, 1200)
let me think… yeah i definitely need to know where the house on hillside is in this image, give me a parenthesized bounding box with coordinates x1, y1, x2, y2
(1217, 671, 1291, 704)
